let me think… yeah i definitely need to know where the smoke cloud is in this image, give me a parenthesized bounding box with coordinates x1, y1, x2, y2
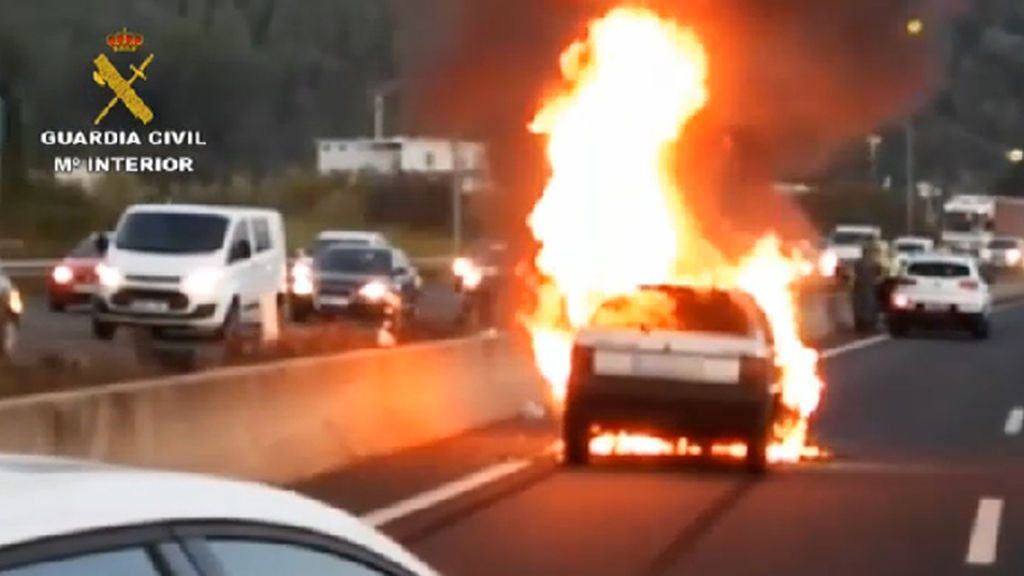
(403, 0, 958, 258)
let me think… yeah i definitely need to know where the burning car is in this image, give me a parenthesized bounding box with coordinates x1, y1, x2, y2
(562, 285, 782, 473)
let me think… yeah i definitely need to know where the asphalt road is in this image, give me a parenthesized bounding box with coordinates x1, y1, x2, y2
(294, 301, 1024, 575)
(11, 281, 464, 369)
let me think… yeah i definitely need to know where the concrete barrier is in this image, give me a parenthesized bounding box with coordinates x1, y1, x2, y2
(0, 334, 544, 484)
(0, 286, 852, 484)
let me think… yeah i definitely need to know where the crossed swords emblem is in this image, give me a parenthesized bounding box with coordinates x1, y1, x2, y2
(92, 53, 154, 125)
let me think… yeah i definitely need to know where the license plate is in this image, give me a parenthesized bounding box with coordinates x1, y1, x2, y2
(319, 296, 351, 307)
(132, 300, 169, 313)
(924, 302, 949, 312)
(594, 351, 739, 384)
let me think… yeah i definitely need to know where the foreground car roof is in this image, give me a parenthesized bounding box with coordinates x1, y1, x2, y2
(0, 455, 433, 574)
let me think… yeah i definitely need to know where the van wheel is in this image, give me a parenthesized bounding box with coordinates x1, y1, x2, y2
(0, 319, 18, 361)
(562, 408, 591, 467)
(221, 302, 245, 359)
(92, 319, 116, 341)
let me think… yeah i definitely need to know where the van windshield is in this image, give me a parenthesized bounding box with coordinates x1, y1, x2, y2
(115, 212, 230, 254)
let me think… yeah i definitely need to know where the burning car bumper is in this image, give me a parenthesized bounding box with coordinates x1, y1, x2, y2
(567, 376, 774, 439)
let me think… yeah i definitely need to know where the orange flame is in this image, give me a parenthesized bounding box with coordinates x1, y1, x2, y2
(522, 7, 825, 464)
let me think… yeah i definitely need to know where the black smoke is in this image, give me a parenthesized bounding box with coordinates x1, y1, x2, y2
(402, 0, 961, 259)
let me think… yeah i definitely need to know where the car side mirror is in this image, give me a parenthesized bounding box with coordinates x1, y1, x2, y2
(94, 233, 110, 255)
(229, 239, 252, 263)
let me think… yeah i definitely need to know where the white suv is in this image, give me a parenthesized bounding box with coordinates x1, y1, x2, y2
(888, 253, 992, 339)
(92, 204, 287, 342)
(0, 454, 438, 576)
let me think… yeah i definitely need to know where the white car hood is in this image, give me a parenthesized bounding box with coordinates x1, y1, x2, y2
(107, 249, 223, 278)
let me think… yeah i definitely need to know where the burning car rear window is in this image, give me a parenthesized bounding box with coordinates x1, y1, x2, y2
(988, 239, 1018, 249)
(906, 262, 970, 278)
(590, 287, 756, 335)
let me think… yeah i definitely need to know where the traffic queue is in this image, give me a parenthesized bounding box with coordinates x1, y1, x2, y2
(0, 203, 504, 362)
(817, 224, 1000, 338)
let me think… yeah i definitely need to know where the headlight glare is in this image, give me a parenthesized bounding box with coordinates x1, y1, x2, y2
(182, 268, 222, 297)
(8, 289, 23, 315)
(358, 280, 390, 301)
(96, 264, 123, 289)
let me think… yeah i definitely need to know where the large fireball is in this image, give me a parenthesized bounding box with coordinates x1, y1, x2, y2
(522, 6, 824, 463)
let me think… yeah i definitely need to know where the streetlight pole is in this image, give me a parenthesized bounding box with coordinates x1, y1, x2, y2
(905, 118, 915, 234)
(373, 93, 385, 140)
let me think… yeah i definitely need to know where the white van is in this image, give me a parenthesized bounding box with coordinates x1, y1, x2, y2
(92, 204, 287, 341)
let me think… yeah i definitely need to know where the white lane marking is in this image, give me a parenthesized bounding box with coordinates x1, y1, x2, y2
(966, 497, 1004, 565)
(820, 334, 889, 359)
(1005, 407, 1023, 436)
(361, 459, 531, 528)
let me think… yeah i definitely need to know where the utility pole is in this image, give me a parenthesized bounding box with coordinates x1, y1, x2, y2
(0, 95, 5, 211)
(451, 139, 463, 255)
(905, 118, 915, 234)
(373, 93, 386, 140)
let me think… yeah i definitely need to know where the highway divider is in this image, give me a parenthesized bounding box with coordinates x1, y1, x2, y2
(0, 333, 543, 484)
(0, 285, 875, 484)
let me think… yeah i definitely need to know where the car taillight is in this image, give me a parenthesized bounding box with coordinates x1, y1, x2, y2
(51, 265, 74, 284)
(959, 280, 979, 290)
(897, 277, 916, 286)
(739, 356, 775, 387)
(891, 293, 910, 309)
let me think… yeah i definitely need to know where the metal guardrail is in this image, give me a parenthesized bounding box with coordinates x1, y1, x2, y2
(1, 256, 455, 278)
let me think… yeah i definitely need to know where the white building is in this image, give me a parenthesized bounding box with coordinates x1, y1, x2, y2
(315, 137, 489, 191)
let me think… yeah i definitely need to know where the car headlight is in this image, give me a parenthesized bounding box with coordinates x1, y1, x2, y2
(358, 280, 391, 302)
(51, 264, 74, 285)
(96, 263, 123, 289)
(182, 268, 223, 297)
(1007, 249, 1021, 264)
(8, 288, 23, 316)
(453, 257, 484, 290)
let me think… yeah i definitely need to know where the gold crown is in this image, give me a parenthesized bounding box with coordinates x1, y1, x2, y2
(106, 27, 144, 53)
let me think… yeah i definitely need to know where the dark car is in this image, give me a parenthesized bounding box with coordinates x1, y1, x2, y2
(0, 265, 23, 361)
(300, 245, 421, 334)
(451, 242, 509, 329)
(562, 285, 781, 473)
(47, 232, 109, 311)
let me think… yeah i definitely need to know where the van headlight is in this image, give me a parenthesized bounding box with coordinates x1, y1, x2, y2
(182, 269, 223, 298)
(1006, 248, 1021, 265)
(7, 288, 23, 316)
(96, 263, 123, 289)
